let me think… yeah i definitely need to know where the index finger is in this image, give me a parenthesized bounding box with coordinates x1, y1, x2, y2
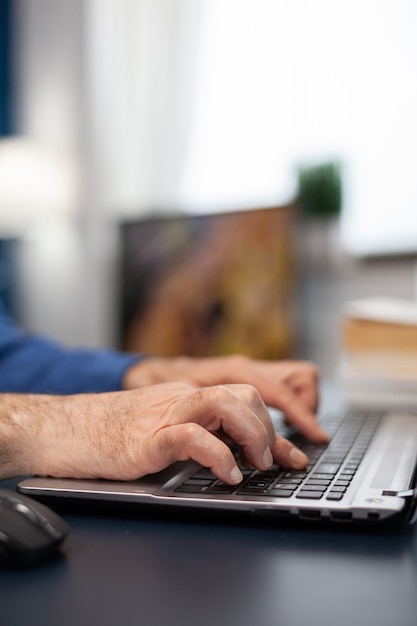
(273, 385, 328, 443)
(286, 362, 320, 413)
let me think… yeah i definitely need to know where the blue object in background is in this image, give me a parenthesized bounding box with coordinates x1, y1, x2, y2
(0, 0, 13, 136)
(0, 239, 18, 316)
(0, 1, 15, 312)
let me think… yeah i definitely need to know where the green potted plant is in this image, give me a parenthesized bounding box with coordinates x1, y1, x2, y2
(297, 160, 342, 220)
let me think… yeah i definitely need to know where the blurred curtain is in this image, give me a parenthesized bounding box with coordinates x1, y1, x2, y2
(84, 0, 203, 216)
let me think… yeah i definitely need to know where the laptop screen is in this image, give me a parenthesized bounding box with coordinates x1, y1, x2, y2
(118, 204, 298, 360)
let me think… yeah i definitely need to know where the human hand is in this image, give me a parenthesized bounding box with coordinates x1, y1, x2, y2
(123, 355, 327, 443)
(3, 383, 309, 483)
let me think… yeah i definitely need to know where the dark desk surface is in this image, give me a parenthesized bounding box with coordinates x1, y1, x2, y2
(1, 476, 417, 626)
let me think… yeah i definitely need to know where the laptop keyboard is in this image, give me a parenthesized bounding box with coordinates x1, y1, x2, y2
(174, 411, 381, 501)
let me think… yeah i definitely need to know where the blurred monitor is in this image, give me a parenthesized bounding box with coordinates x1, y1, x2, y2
(119, 205, 298, 360)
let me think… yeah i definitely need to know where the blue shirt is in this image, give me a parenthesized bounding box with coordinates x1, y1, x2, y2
(0, 300, 142, 394)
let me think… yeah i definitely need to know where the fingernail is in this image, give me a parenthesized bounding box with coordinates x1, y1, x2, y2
(262, 447, 273, 468)
(230, 466, 243, 484)
(289, 447, 308, 468)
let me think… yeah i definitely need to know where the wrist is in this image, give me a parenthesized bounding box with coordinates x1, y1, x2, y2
(122, 356, 165, 388)
(0, 393, 43, 479)
(122, 356, 193, 389)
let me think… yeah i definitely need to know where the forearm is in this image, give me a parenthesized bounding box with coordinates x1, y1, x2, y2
(0, 392, 103, 480)
(0, 393, 46, 479)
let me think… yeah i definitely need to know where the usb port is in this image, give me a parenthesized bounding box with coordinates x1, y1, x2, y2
(330, 511, 352, 522)
(299, 510, 321, 520)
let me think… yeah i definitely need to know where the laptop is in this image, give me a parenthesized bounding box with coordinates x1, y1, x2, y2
(17, 388, 417, 529)
(16, 208, 417, 528)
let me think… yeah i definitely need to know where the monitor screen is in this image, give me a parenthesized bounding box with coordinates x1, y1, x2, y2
(119, 205, 298, 360)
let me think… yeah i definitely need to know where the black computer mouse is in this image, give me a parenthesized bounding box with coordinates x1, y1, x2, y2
(0, 488, 70, 567)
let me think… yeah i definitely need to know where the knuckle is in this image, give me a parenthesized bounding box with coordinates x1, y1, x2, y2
(199, 385, 231, 405)
(237, 383, 264, 408)
(214, 381, 263, 407)
(243, 383, 262, 403)
(160, 422, 200, 447)
(155, 422, 201, 456)
(178, 422, 201, 443)
(184, 387, 206, 409)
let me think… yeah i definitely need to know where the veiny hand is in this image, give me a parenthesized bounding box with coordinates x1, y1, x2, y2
(123, 355, 327, 443)
(2, 382, 309, 483)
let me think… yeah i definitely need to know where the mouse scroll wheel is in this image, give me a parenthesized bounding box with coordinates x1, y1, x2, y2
(14, 503, 39, 524)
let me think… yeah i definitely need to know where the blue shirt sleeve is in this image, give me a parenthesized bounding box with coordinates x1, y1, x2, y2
(0, 301, 144, 394)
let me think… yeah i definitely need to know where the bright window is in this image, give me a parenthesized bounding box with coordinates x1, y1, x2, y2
(180, 0, 417, 256)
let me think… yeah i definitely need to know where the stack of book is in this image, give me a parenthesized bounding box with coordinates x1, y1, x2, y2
(338, 297, 417, 406)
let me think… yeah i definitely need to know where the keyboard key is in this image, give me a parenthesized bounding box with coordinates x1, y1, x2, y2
(296, 490, 324, 500)
(303, 444, 327, 455)
(183, 479, 214, 486)
(311, 473, 335, 480)
(273, 483, 297, 491)
(175, 484, 207, 493)
(305, 479, 331, 487)
(239, 469, 255, 477)
(269, 489, 295, 498)
(245, 480, 272, 489)
(298, 485, 326, 492)
(205, 484, 236, 494)
(315, 463, 340, 475)
(320, 456, 346, 464)
(326, 492, 344, 501)
(237, 487, 269, 495)
(283, 471, 307, 479)
(338, 474, 354, 481)
(253, 470, 280, 481)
